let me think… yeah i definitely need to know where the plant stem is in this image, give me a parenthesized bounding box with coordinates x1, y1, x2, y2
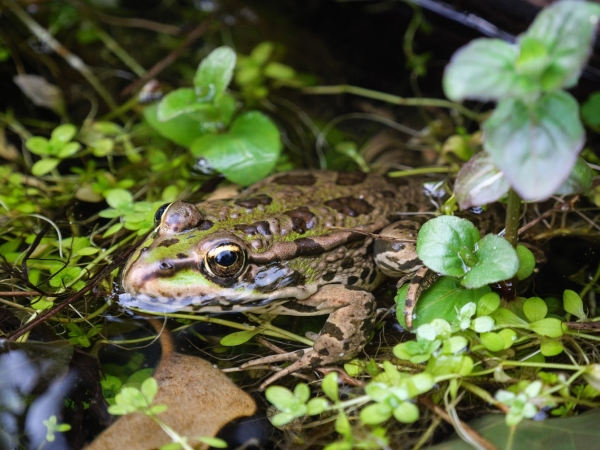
(302, 85, 482, 121)
(504, 189, 522, 248)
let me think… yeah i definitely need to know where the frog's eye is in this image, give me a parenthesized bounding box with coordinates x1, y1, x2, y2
(205, 243, 246, 278)
(154, 203, 171, 225)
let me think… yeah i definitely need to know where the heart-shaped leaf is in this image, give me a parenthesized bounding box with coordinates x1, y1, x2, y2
(190, 111, 281, 186)
(416, 216, 481, 277)
(462, 234, 519, 289)
(483, 92, 584, 200)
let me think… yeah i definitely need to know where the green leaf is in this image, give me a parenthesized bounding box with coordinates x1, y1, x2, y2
(50, 124, 77, 144)
(271, 412, 296, 427)
(193, 46, 236, 102)
(157, 88, 213, 121)
(523, 297, 548, 322)
(249, 41, 274, 65)
(525, 1, 600, 90)
(264, 61, 296, 80)
(393, 401, 420, 424)
(498, 329, 517, 349)
(540, 339, 564, 357)
(196, 437, 228, 448)
(477, 292, 501, 317)
(581, 91, 600, 127)
(32, 158, 60, 176)
(454, 151, 510, 209)
(471, 316, 495, 333)
(515, 36, 549, 77)
(306, 398, 329, 415)
(322, 372, 339, 402)
(265, 386, 295, 411)
(529, 318, 565, 338)
(143, 103, 207, 147)
(105, 189, 133, 209)
(490, 307, 529, 328)
(516, 245, 536, 280)
(26, 136, 50, 155)
(140, 377, 158, 402)
(483, 92, 585, 200)
(220, 329, 260, 346)
(462, 234, 519, 288)
(564, 289, 586, 320)
(190, 111, 281, 186)
(359, 403, 392, 425)
(480, 332, 506, 352)
(443, 38, 536, 102)
(57, 141, 80, 158)
(555, 157, 593, 196)
(294, 383, 310, 404)
(416, 216, 480, 277)
(442, 336, 468, 355)
(426, 354, 474, 377)
(396, 276, 490, 329)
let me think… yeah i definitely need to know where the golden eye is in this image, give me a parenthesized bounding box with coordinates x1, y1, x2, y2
(205, 243, 246, 278)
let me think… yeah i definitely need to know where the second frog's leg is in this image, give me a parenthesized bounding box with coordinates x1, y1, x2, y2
(243, 283, 376, 389)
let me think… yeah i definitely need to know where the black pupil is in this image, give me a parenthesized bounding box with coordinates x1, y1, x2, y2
(154, 203, 171, 224)
(215, 250, 237, 267)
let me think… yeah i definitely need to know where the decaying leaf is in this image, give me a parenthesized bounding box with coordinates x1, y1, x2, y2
(86, 344, 256, 449)
(13, 74, 66, 117)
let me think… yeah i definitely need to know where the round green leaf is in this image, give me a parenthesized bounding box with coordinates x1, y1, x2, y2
(498, 329, 518, 349)
(51, 123, 77, 144)
(57, 141, 80, 158)
(306, 398, 329, 415)
(516, 245, 536, 280)
(190, 111, 281, 186)
(105, 188, 133, 209)
(484, 92, 585, 201)
(359, 403, 392, 425)
(143, 103, 207, 147)
(523, 297, 548, 322)
(471, 316, 495, 333)
(480, 332, 506, 352)
(540, 339, 564, 357)
(157, 88, 212, 121)
(32, 158, 60, 176)
(393, 401, 420, 424)
(416, 216, 480, 277)
(454, 151, 510, 210)
(461, 234, 519, 289)
(265, 386, 295, 411)
(477, 292, 501, 317)
(25, 136, 50, 155)
(443, 38, 536, 102)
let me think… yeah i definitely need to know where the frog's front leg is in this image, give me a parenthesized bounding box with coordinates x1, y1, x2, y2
(245, 284, 376, 389)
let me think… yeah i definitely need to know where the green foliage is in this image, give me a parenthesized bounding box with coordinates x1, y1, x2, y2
(26, 124, 81, 175)
(144, 46, 282, 186)
(42, 415, 71, 443)
(445, 1, 599, 201)
(416, 216, 519, 288)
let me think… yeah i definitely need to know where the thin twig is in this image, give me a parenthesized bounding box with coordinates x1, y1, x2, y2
(120, 22, 211, 96)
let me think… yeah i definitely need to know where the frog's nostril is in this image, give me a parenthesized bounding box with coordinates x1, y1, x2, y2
(158, 261, 173, 270)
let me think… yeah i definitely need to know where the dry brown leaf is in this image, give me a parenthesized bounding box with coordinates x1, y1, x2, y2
(86, 351, 256, 450)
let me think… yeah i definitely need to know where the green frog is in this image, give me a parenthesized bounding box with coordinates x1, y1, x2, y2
(120, 170, 437, 387)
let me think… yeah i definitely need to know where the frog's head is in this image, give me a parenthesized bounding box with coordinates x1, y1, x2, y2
(120, 201, 310, 312)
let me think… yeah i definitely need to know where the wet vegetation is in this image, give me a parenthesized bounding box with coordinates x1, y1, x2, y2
(3, 0, 600, 449)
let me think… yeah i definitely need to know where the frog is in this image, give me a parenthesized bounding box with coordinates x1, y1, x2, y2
(120, 170, 437, 388)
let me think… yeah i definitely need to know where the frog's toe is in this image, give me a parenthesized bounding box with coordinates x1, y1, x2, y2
(240, 349, 305, 369)
(257, 350, 329, 390)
